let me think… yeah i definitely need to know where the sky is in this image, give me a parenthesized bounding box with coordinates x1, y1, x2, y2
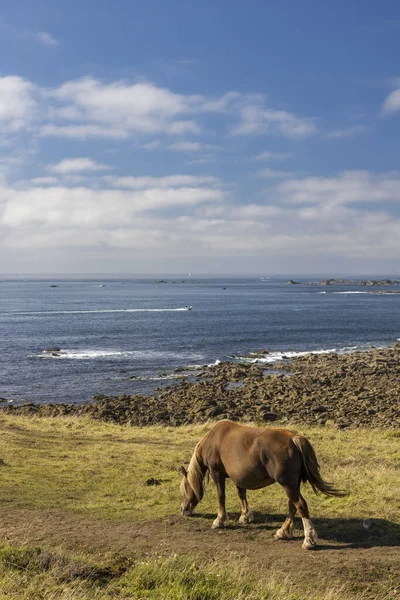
(1, 0, 400, 275)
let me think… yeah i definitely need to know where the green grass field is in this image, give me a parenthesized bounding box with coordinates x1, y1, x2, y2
(0, 415, 399, 599)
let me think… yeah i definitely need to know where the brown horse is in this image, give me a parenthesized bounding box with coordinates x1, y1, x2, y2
(180, 420, 346, 549)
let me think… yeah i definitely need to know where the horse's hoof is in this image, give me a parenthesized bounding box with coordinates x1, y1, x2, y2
(239, 513, 253, 525)
(212, 519, 225, 529)
(302, 540, 317, 550)
(273, 528, 293, 541)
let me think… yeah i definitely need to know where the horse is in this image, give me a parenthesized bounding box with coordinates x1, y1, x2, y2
(180, 420, 346, 549)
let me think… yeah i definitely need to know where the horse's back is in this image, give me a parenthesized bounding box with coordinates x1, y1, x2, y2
(202, 421, 300, 488)
(206, 420, 295, 448)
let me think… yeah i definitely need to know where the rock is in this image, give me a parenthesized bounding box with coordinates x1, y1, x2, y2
(260, 412, 278, 422)
(3, 344, 400, 429)
(313, 405, 328, 413)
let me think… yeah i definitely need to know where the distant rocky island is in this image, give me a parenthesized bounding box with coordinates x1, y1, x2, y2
(288, 278, 400, 286)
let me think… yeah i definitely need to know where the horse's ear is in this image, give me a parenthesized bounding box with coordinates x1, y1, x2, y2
(180, 465, 187, 477)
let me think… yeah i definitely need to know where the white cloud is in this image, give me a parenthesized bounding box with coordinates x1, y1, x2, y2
(231, 203, 283, 218)
(168, 142, 202, 151)
(168, 142, 222, 153)
(45, 77, 202, 138)
(253, 151, 293, 161)
(48, 157, 111, 174)
(39, 124, 129, 140)
(0, 73, 319, 144)
(2, 170, 400, 267)
(142, 140, 162, 150)
(383, 87, 400, 114)
(257, 168, 296, 179)
(30, 176, 60, 185)
(232, 104, 318, 138)
(102, 174, 218, 189)
(186, 154, 216, 165)
(36, 31, 59, 47)
(0, 76, 36, 131)
(0, 179, 224, 235)
(278, 170, 400, 206)
(325, 125, 368, 139)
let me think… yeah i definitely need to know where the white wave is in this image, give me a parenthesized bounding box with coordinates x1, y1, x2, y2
(31, 349, 204, 361)
(238, 342, 388, 365)
(5, 307, 192, 316)
(332, 291, 370, 294)
(237, 344, 379, 365)
(136, 373, 191, 382)
(319, 291, 326, 294)
(208, 359, 222, 367)
(242, 349, 336, 364)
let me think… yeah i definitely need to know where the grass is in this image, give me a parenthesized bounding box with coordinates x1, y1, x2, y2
(0, 415, 399, 523)
(0, 542, 378, 600)
(0, 415, 399, 599)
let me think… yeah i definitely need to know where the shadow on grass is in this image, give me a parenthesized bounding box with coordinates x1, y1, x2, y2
(190, 511, 400, 549)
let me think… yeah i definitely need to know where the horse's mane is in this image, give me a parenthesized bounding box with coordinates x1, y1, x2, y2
(187, 440, 207, 501)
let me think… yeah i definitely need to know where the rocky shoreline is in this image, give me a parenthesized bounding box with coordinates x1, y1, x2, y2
(2, 344, 400, 429)
(288, 278, 400, 286)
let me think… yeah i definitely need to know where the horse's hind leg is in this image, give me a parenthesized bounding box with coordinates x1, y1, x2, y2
(210, 469, 227, 529)
(273, 499, 296, 540)
(237, 486, 253, 524)
(281, 485, 318, 549)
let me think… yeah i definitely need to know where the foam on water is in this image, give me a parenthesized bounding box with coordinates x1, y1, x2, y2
(236, 343, 379, 364)
(31, 348, 204, 361)
(208, 359, 222, 367)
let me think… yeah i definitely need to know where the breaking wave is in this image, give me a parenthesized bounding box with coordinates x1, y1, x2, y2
(31, 349, 204, 361)
(235, 343, 383, 364)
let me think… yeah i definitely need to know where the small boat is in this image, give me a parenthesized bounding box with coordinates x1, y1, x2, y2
(185, 305, 193, 310)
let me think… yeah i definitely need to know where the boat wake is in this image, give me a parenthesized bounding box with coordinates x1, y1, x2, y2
(4, 307, 192, 316)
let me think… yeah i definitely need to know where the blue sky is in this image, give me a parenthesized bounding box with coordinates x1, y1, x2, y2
(1, 0, 400, 274)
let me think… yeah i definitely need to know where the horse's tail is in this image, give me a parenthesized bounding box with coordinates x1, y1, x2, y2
(187, 442, 207, 501)
(291, 435, 347, 497)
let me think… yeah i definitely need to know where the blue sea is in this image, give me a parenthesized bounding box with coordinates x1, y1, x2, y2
(1, 276, 400, 405)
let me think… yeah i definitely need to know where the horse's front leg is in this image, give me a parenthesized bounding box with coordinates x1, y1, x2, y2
(210, 469, 227, 529)
(237, 486, 253, 524)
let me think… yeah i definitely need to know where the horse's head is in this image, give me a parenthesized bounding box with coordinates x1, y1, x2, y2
(179, 465, 199, 516)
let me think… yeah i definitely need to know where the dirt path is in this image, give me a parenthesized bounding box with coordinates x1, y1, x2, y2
(1, 507, 399, 597)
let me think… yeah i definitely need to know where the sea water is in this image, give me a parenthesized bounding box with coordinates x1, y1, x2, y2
(1, 276, 399, 404)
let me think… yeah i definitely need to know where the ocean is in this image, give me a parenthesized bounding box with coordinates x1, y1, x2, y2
(1, 276, 399, 405)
